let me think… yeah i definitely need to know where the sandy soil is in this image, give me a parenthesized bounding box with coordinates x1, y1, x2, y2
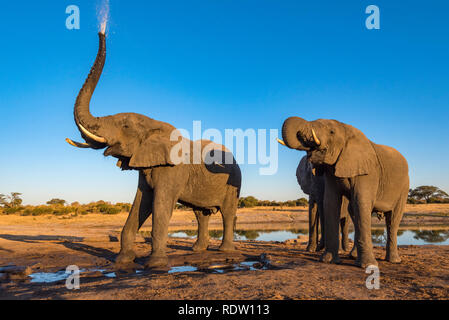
(0, 204, 448, 300)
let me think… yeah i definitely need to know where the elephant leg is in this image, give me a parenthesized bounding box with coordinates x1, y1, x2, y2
(349, 229, 359, 259)
(316, 196, 325, 251)
(218, 189, 237, 252)
(116, 172, 153, 267)
(339, 196, 350, 252)
(192, 209, 210, 252)
(306, 199, 318, 252)
(352, 196, 377, 268)
(385, 191, 406, 263)
(145, 189, 176, 269)
(340, 217, 350, 252)
(346, 200, 358, 259)
(320, 176, 342, 264)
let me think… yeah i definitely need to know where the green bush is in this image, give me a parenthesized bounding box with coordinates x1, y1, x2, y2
(238, 196, 259, 208)
(96, 204, 121, 215)
(117, 203, 131, 212)
(296, 198, 309, 206)
(3, 207, 23, 215)
(28, 206, 54, 216)
(428, 197, 449, 204)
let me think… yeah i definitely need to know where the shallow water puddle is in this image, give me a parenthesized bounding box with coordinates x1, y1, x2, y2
(103, 272, 116, 278)
(198, 261, 266, 273)
(29, 269, 86, 283)
(167, 260, 266, 274)
(168, 266, 198, 273)
(27, 261, 265, 283)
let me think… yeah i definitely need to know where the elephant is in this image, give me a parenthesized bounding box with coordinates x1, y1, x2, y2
(66, 32, 241, 269)
(296, 155, 352, 253)
(279, 117, 409, 268)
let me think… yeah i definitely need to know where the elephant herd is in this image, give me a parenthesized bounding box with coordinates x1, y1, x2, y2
(66, 32, 409, 270)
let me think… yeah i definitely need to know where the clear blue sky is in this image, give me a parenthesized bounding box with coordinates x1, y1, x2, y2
(0, 1, 448, 205)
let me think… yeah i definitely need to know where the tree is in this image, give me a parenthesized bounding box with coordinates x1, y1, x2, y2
(46, 198, 66, 206)
(0, 192, 23, 208)
(0, 194, 6, 207)
(295, 198, 309, 206)
(408, 186, 449, 203)
(238, 196, 259, 208)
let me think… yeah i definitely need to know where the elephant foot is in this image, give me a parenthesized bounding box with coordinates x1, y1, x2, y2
(355, 256, 378, 269)
(319, 251, 341, 264)
(192, 240, 209, 252)
(144, 255, 169, 269)
(306, 243, 317, 253)
(218, 242, 236, 252)
(115, 251, 140, 270)
(115, 261, 141, 271)
(349, 247, 358, 260)
(115, 250, 136, 264)
(385, 252, 401, 264)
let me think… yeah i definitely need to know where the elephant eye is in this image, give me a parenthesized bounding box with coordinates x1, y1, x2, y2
(330, 130, 335, 135)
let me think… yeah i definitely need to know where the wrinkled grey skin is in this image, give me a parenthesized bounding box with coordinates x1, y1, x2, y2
(296, 156, 352, 253)
(67, 33, 241, 269)
(281, 117, 409, 268)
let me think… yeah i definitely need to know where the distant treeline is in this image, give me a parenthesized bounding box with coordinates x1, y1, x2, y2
(237, 196, 309, 208)
(0, 193, 308, 216)
(0, 185, 447, 216)
(0, 195, 131, 216)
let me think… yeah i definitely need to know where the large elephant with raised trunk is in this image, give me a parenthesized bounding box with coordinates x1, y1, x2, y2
(279, 117, 409, 268)
(66, 32, 241, 269)
(296, 155, 352, 253)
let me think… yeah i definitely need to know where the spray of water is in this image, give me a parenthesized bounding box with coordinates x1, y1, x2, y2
(98, 0, 109, 34)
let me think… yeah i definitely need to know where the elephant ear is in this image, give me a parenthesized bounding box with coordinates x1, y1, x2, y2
(128, 133, 178, 168)
(334, 127, 378, 178)
(296, 156, 312, 195)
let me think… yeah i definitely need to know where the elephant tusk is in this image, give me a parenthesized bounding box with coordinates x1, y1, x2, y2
(78, 123, 107, 143)
(277, 138, 287, 146)
(65, 138, 91, 148)
(311, 129, 321, 146)
(213, 161, 225, 168)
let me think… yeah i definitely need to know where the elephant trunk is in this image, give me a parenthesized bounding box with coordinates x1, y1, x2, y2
(281, 117, 312, 151)
(74, 32, 106, 135)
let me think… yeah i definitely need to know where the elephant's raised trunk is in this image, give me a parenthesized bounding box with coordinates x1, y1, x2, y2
(74, 32, 106, 135)
(280, 117, 313, 151)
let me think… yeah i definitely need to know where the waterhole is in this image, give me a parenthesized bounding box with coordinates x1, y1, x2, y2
(168, 228, 449, 245)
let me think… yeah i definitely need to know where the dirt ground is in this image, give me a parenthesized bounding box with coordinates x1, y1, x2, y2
(0, 204, 448, 300)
